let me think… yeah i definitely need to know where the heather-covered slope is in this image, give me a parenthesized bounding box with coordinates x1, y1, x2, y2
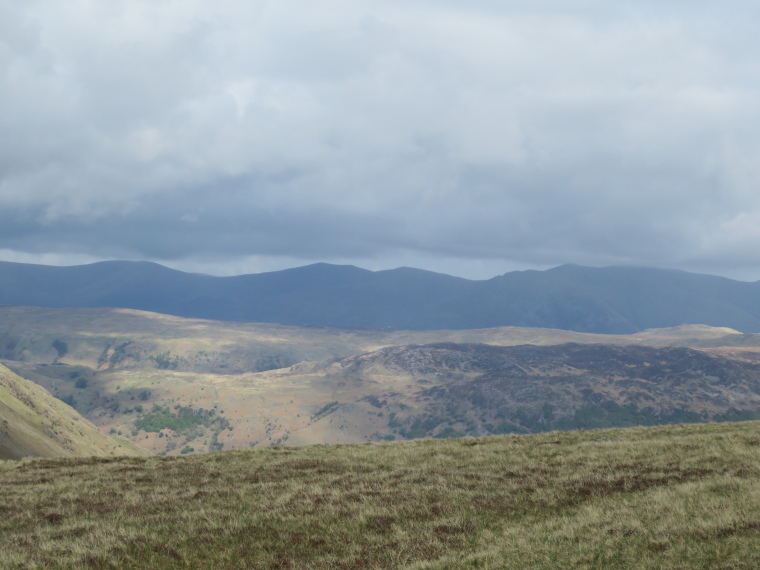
(282, 342, 760, 444)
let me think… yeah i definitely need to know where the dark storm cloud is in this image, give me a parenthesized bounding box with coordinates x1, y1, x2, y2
(3, 0, 760, 278)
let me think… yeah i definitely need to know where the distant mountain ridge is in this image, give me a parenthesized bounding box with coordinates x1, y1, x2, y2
(1, 260, 760, 333)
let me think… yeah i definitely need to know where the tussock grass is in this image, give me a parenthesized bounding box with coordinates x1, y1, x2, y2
(3, 421, 760, 568)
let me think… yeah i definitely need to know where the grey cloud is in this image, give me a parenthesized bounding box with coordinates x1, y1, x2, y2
(2, 1, 760, 278)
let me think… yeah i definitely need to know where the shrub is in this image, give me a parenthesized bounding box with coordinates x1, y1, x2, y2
(57, 394, 76, 407)
(52, 340, 68, 358)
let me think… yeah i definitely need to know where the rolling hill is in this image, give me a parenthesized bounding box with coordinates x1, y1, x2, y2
(0, 306, 740, 375)
(4, 306, 760, 454)
(2, 319, 759, 453)
(2, 260, 760, 332)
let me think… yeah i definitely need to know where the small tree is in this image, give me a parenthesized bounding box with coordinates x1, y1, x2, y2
(52, 340, 68, 358)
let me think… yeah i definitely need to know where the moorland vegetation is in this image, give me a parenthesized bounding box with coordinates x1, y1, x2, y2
(2, 420, 760, 568)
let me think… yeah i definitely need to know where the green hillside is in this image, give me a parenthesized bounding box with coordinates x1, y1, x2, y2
(2, 420, 760, 568)
(0, 364, 146, 459)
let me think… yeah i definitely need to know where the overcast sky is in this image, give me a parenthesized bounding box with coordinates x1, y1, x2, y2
(3, 0, 760, 280)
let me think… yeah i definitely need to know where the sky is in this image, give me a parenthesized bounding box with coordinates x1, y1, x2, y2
(3, 0, 760, 280)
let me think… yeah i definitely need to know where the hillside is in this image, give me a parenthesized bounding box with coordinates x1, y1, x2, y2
(4, 306, 760, 454)
(8, 329, 760, 453)
(2, 260, 760, 332)
(0, 364, 145, 459)
(0, 306, 740, 374)
(2, 421, 760, 568)
(280, 342, 760, 444)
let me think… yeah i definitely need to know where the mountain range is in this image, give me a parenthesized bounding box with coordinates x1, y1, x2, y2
(2, 260, 760, 333)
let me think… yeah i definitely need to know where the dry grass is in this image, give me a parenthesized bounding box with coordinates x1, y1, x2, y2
(2, 421, 760, 568)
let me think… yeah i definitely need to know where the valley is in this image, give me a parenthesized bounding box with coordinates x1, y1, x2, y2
(3, 306, 760, 455)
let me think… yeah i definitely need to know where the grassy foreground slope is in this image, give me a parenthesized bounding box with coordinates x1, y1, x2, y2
(0, 364, 145, 459)
(2, 421, 760, 568)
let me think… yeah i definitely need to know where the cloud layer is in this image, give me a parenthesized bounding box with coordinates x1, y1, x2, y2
(3, 0, 760, 278)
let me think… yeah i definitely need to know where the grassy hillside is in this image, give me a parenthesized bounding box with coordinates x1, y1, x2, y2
(0, 364, 146, 459)
(2, 421, 760, 568)
(2, 305, 758, 454)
